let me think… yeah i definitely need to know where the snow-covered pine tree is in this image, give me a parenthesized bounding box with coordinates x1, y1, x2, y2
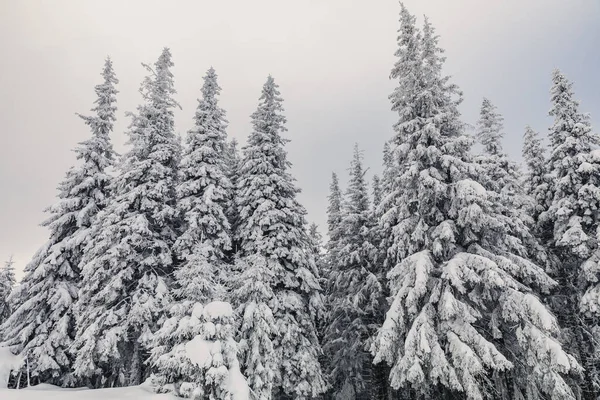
(225, 138, 241, 257)
(1, 58, 118, 387)
(149, 66, 233, 395)
(0, 256, 16, 325)
(540, 69, 600, 400)
(171, 66, 231, 286)
(372, 175, 382, 210)
(522, 126, 551, 227)
(309, 223, 324, 259)
(73, 48, 180, 388)
(324, 172, 344, 295)
(371, 6, 578, 400)
(473, 97, 546, 267)
(474, 98, 530, 210)
(234, 76, 326, 399)
(308, 223, 325, 287)
(324, 144, 383, 399)
(476, 98, 504, 156)
(181, 301, 248, 400)
(308, 222, 327, 325)
(326, 172, 343, 263)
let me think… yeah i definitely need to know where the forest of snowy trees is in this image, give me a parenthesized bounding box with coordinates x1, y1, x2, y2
(1, 3, 600, 400)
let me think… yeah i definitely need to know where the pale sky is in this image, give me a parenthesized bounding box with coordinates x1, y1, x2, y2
(1, 0, 599, 279)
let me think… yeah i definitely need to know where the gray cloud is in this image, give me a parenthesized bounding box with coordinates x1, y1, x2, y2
(1, 0, 598, 278)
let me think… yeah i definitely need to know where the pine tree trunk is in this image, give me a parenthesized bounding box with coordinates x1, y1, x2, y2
(370, 363, 391, 400)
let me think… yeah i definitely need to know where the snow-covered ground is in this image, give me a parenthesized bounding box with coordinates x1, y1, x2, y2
(0, 383, 174, 399)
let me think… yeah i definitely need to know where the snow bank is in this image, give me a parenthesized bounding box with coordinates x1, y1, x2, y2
(0, 347, 21, 389)
(0, 384, 172, 399)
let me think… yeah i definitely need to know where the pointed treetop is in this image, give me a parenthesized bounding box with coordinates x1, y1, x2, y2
(548, 69, 596, 149)
(477, 97, 505, 156)
(248, 75, 288, 150)
(201, 67, 222, 101)
(140, 47, 178, 110)
(346, 143, 369, 214)
(101, 56, 118, 85)
(327, 171, 343, 237)
(421, 16, 446, 73)
(391, 4, 421, 81)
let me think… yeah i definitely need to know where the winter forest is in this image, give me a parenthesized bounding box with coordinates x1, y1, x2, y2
(1, 2, 600, 400)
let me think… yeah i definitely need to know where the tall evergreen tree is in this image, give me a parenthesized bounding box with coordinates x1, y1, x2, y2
(225, 137, 241, 256)
(324, 172, 343, 296)
(1, 58, 118, 387)
(372, 175, 382, 210)
(234, 76, 327, 399)
(476, 98, 504, 156)
(73, 48, 180, 388)
(326, 172, 343, 254)
(474, 98, 527, 209)
(522, 126, 551, 225)
(371, 7, 578, 400)
(540, 70, 600, 400)
(0, 256, 16, 325)
(149, 67, 233, 395)
(324, 144, 383, 399)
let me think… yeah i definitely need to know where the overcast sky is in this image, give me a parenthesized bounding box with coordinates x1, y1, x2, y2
(1, 0, 599, 279)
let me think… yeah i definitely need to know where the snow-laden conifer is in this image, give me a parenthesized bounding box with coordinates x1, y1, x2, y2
(371, 7, 578, 400)
(224, 138, 241, 256)
(0, 256, 16, 325)
(473, 97, 544, 266)
(73, 48, 180, 388)
(474, 98, 526, 208)
(1, 58, 118, 387)
(540, 70, 600, 399)
(153, 301, 245, 399)
(522, 126, 551, 224)
(231, 255, 277, 400)
(372, 175, 382, 210)
(324, 144, 383, 398)
(234, 76, 326, 399)
(324, 172, 343, 296)
(150, 67, 233, 394)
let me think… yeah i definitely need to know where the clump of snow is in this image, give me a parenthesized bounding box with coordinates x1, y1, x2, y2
(456, 179, 487, 198)
(0, 347, 21, 389)
(204, 301, 233, 319)
(184, 336, 213, 369)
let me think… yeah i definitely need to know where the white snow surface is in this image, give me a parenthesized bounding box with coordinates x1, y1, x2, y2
(203, 301, 234, 319)
(0, 384, 173, 399)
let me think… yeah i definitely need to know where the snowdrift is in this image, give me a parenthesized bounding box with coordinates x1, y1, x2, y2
(0, 384, 173, 400)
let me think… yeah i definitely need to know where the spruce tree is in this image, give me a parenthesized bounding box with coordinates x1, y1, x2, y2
(473, 98, 544, 266)
(73, 48, 180, 388)
(149, 67, 233, 395)
(474, 98, 528, 210)
(324, 144, 383, 398)
(372, 175, 382, 210)
(232, 255, 278, 400)
(1, 58, 118, 387)
(0, 256, 16, 325)
(540, 70, 600, 399)
(234, 76, 326, 399)
(184, 302, 247, 399)
(522, 126, 551, 226)
(225, 137, 241, 256)
(371, 7, 578, 400)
